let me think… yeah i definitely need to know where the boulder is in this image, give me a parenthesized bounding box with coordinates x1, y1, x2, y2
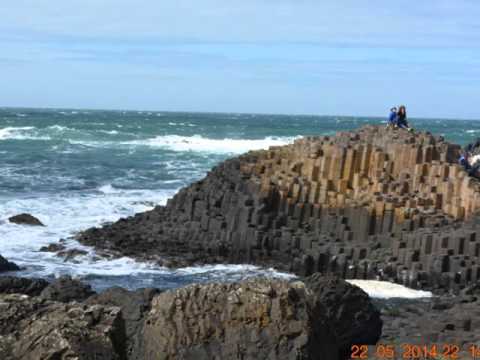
(305, 274, 383, 358)
(8, 213, 44, 226)
(56, 248, 88, 262)
(0, 276, 49, 296)
(0, 255, 20, 272)
(39, 243, 66, 253)
(141, 278, 339, 360)
(40, 275, 96, 303)
(0, 294, 126, 360)
(87, 287, 161, 360)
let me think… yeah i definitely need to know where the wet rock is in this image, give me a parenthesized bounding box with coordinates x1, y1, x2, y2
(141, 278, 339, 360)
(0, 255, 20, 272)
(87, 287, 161, 360)
(39, 243, 66, 252)
(40, 275, 96, 303)
(305, 274, 382, 358)
(56, 248, 88, 262)
(0, 276, 49, 296)
(8, 213, 44, 226)
(0, 294, 126, 360)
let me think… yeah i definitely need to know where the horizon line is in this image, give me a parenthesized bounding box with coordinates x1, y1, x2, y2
(1, 104, 479, 122)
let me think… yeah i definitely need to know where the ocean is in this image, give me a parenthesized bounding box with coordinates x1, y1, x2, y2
(1, 107, 478, 294)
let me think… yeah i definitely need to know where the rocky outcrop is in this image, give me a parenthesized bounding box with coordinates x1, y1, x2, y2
(141, 278, 339, 360)
(305, 274, 382, 358)
(39, 242, 66, 252)
(380, 281, 480, 345)
(0, 255, 19, 272)
(56, 248, 89, 262)
(86, 287, 161, 360)
(0, 276, 94, 301)
(0, 294, 126, 360)
(0, 275, 382, 360)
(78, 126, 480, 293)
(0, 276, 49, 296)
(40, 275, 96, 303)
(8, 213, 44, 226)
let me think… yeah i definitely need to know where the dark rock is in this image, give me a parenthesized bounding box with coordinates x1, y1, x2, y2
(0, 293, 126, 360)
(380, 295, 480, 345)
(0, 255, 20, 272)
(39, 243, 66, 252)
(460, 281, 480, 297)
(87, 287, 160, 360)
(40, 275, 96, 303)
(8, 213, 44, 226)
(141, 278, 339, 360)
(56, 248, 88, 262)
(305, 274, 382, 358)
(0, 276, 49, 296)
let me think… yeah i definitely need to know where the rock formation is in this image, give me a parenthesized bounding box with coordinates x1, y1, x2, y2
(8, 213, 44, 226)
(0, 294, 126, 360)
(78, 126, 480, 293)
(0, 275, 381, 360)
(305, 274, 382, 357)
(0, 276, 49, 296)
(380, 282, 480, 346)
(39, 275, 96, 303)
(141, 278, 339, 360)
(86, 287, 161, 360)
(0, 255, 19, 272)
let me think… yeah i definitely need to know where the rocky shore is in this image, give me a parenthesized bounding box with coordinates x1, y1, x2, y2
(3, 125, 480, 358)
(78, 125, 480, 294)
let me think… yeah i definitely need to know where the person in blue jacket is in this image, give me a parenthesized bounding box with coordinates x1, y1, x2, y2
(387, 107, 397, 128)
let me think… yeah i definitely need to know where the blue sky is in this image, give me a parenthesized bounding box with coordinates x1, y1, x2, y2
(1, 1, 479, 119)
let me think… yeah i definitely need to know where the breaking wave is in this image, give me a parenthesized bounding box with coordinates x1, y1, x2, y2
(123, 134, 298, 154)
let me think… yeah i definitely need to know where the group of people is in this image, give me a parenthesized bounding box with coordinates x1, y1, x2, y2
(384, 104, 480, 178)
(459, 145, 480, 178)
(387, 105, 413, 132)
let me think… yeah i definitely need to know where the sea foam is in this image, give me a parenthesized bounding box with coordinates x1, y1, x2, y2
(347, 280, 433, 299)
(0, 126, 39, 140)
(123, 134, 298, 154)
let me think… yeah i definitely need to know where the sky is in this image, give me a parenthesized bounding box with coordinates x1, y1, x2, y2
(1, 1, 479, 119)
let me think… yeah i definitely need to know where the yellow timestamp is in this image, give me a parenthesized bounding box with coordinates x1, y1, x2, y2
(350, 344, 480, 359)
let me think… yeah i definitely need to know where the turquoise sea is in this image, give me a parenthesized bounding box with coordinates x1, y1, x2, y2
(1, 107, 479, 291)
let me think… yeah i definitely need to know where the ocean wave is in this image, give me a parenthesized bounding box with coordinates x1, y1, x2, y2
(98, 184, 118, 194)
(47, 125, 71, 131)
(0, 126, 50, 141)
(0, 187, 177, 276)
(0, 180, 296, 288)
(123, 134, 298, 154)
(99, 130, 119, 135)
(168, 122, 196, 127)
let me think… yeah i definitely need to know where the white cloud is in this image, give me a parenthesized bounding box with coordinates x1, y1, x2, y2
(0, 0, 478, 47)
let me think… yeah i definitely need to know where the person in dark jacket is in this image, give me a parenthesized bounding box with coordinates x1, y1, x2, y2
(459, 152, 470, 170)
(396, 105, 412, 131)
